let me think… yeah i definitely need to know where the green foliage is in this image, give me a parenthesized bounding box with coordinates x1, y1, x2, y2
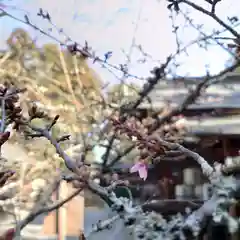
(0, 28, 103, 162)
(107, 83, 140, 104)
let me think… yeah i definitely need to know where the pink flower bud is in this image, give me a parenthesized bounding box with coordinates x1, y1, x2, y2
(130, 161, 148, 181)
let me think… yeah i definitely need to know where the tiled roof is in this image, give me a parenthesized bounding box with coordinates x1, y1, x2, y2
(139, 73, 240, 110)
(185, 115, 240, 136)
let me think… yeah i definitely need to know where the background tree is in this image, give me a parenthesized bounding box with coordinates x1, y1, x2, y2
(0, 28, 106, 165)
(107, 83, 140, 105)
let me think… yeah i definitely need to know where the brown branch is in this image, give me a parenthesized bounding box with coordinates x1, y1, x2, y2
(101, 133, 117, 168)
(210, 0, 221, 14)
(0, 98, 5, 133)
(150, 59, 240, 132)
(106, 60, 240, 168)
(147, 134, 214, 178)
(181, 0, 240, 39)
(14, 177, 61, 233)
(17, 184, 82, 231)
(120, 56, 172, 114)
(0, 8, 144, 81)
(41, 188, 83, 212)
(28, 124, 79, 174)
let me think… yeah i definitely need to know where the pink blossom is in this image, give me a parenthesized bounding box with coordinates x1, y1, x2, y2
(130, 161, 148, 181)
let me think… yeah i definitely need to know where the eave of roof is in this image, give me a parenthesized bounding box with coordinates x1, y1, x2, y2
(185, 115, 240, 136)
(139, 73, 240, 110)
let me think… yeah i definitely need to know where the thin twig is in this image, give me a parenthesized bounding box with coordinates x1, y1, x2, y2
(0, 99, 5, 133)
(181, 0, 240, 39)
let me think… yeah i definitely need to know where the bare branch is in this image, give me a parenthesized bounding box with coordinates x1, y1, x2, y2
(181, 0, 240, 39)
(16, 182, 82, 232)
(107, 60, 240, 168)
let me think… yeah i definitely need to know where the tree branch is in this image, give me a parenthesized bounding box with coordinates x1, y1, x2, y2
(181, 0, 240, 39)
(107, 60, 240, 168)
(16, 183, 82, 232)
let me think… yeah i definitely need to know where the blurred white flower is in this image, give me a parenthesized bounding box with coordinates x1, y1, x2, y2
(92, 140, 108, 163)
(175, 117, 187, 129)
(93, 178, 100, 184)
(132, 136, 137, 141)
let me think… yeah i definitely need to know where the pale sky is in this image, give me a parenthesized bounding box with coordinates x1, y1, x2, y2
(0, 0, 240, 85)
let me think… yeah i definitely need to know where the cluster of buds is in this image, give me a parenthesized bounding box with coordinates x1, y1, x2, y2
(110, 116, 187, 180)
(0, 132, 10, 147)
(0, 83, 26, 130)
(0, 83, 28, 186)
(117, 113, 187, 143)
(0, 82, 50, 134)
(0, 170, 15, 187)
(111, 117, 168, 162)
(28, 103, 47, 120)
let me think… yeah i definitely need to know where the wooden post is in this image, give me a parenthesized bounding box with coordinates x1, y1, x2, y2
(56, 184, 59, 240)
(59, 181, 67, 240)
(66, 184, 84, 236)
(41, 182, 84, 238)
